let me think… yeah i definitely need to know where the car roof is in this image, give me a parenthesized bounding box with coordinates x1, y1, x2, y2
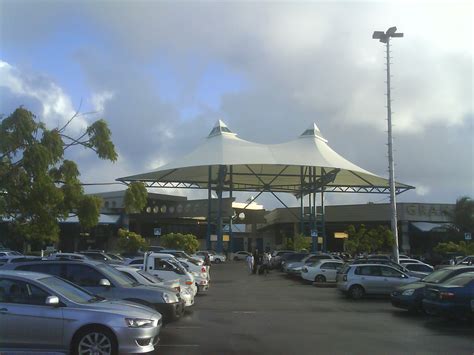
(2, 259, 104, 267)
(0, 269, 52, 280)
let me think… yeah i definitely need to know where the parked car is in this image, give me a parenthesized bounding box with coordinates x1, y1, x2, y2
(422, 272, 474, 320)
(48, 252, 90, 261)
(142, 253, 198, 296)
(456, 255, 474, 266)
(390, 266, 474, 312)
(0, 256, 43, 266)
(160, 250, 204, 266)
(270, 251, 295, 269)
(231, 251, 252, 261)
(2, 260, 184, 323)
(337, 264, 419, 299)
(399, 258, 423, 265)
(285, 254, 335, 276)
(301, 260, 344, 283)
(0, 250, 23, 257)
(79, 251, 121, 264)
(115, 266, 194, 308)
(0, 270, 162, 354)
(280, 252, 309, 271)
(402, 262, 434, 278)
(195, 250, 227, 264)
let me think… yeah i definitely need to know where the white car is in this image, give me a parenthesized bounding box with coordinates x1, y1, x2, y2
(301, 260, 345, 283)
(231, 251, 252, 261)
(143, 253, 198, 296)
(399, 258, 423, 265)
(115, 266, 194, 308)
(198, 250, 226, 263)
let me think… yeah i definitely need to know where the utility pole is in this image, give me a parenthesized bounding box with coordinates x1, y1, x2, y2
(372, 27, 404, 264)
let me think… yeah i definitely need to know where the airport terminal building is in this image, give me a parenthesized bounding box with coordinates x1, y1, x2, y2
(39, 190, 453, 256)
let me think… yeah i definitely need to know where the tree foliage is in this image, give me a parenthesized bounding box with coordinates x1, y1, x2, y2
(433, 241, 474, 256)
(117, 228, 148, 253)
(344, 224, 394, 255)
(159, 233, 200, 254)
(0, 107, 118, 247)
(445, 196, 474, 237)
(124, 182, 148, 214)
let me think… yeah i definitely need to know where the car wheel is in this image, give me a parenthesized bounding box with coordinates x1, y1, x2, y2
(72, 327, 117, 355)
(315, 275, 326, 283)
(214, 258, 221, 264)
(233, 256, 239, 261)
(349, 285, 365, 300)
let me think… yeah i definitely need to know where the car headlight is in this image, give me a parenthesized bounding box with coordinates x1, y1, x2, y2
(402, 289, 415, 296)
(125, 318, 154, 328)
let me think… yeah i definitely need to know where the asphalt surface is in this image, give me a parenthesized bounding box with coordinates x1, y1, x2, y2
(156, 262, 473, 355)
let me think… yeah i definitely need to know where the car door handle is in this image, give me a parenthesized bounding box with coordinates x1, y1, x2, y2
(0, 308, 8, 314)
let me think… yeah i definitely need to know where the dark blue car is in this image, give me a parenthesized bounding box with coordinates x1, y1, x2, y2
(390, 266, 474, 312)
(422, 272, 474, 320)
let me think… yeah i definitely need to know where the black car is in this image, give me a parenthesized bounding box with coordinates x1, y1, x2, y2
(390, 266, 474, 312)
(2, 259, 185, 323)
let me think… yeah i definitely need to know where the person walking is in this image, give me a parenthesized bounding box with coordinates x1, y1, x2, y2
(246, 253, 254, 274)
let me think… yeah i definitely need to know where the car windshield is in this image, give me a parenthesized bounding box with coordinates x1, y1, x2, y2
(138, 270, 161, 284)
(96, 263, 135, 287)
(40, 276, 97, 303)
(422, 269, 456, 283)
(443, 274, 474, 286)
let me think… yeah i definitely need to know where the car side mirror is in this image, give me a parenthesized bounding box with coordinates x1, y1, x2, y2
(45, 295, 60, 306)
(99, 278, 111, 287)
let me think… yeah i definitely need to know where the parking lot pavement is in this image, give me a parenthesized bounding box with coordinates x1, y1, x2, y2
(156, 262, 473, 355)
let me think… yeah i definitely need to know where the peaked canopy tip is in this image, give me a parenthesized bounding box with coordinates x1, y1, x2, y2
(300, 122, 328, 142)
(208, 119, 236, 137)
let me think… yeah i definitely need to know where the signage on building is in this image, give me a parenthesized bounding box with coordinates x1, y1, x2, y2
(223, 235, 230, 242)
(153, 228, 161, 236)
(210, 234, 218, 241)
(311, 230, 318, 237)
(334, 232, 348, 239)
(404, 204, 453, 220)
(465, 232, 472, 241)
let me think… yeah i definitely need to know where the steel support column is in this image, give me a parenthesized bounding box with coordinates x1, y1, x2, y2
(206, 165, 212, 250)
(300, 166, 304, 234)
(229, 165, 233, 253)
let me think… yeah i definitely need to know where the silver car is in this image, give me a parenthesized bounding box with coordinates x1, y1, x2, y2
(0, 270, 162, 354)
(337, 263, 419, 299)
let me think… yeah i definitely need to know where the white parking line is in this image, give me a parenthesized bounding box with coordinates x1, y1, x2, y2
(232, 310, 257, 314)
(166, 326, 202, 329)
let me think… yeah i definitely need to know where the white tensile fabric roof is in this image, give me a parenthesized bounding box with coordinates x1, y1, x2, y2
(118, 121, 414, 194)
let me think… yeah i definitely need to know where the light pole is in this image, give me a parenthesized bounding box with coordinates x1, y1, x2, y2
(372, 26, 404, 264)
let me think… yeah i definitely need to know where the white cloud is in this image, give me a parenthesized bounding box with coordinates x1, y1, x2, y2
(91, 91, 114, 113)
(0, 60, 87, 133)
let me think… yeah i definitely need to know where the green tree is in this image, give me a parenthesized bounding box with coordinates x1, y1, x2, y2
(117, 228, 148, 253)
(160, 233, 200, 254)
(124, 182, 148, 214)
(433, 241, 474, 256)
(344, 224, 394, 255)
(0, 107, 146, 250)
(293, 234, 311, 251)
(445, 196, 474, 239)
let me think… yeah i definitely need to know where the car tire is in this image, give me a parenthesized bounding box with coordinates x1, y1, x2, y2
(233, 256, 239, 261)
(315, 275, 326, 283)
(214, 258, 221, 264)
(349, 285, 365, 300)
(72, 326, 118, 355)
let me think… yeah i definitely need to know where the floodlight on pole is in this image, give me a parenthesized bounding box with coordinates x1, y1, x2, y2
(372, 26, 404, 264)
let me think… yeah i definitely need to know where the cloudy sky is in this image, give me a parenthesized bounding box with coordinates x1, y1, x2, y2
(0, 0, 472, 208)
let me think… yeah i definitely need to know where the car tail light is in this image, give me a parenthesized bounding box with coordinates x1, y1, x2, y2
(185, 280, 193, 285)
(439, 292, 455, 300)
(201, 267, 206, 273)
